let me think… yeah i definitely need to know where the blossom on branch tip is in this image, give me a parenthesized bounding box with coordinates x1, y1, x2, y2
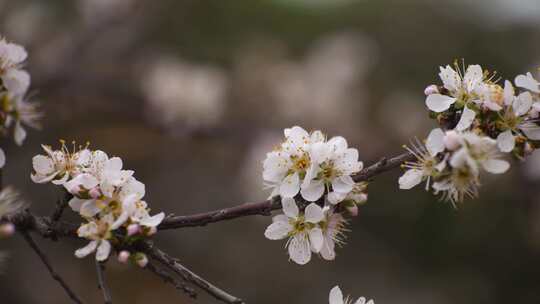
(32, 142, 164, 263)
(399, 128, 509, 204)
(424, 62, 540, 158)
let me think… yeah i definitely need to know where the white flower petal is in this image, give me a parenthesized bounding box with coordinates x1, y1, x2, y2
(513, 92, 533, 117)
(332, 175, 354, 194)
(288, 234, 311, 265)
(2, 69, 30, 95)
(279, 172, 300, 198)
(425, 94, 456, 112)
(304, 203, 324, 223)
(329, 286, 344, 304)
(515, 72, 540, 93)
(32, 155, 55, 175)
(456, 106, 476, 131)
(281, 197, 299, 218)
(496, 130, 515, 153)
(308, 227, 324, 253)
(264, 220, 292, 240)
(80, 200, 101, 217)
(68, 197, 86, 212)
(75, 241, 98, 259)
(463, 64, 483, 92)
(140, 212, 165, 227)
(520, 122, 540, 140)
(426, 128, 445, 156)
(327, 191, 347, 205)
(320, 237, 336, 261)
(14, 122, 27, 146)
(398, 169, 423, 190)
(439, 65, 460, 92)
(482, 159, 510, 174)
(300, 180, 325, 202)
(503, 80, 515, 106)
(96, 240, 111, 261)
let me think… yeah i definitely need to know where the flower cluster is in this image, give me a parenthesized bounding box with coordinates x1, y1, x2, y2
(0, 36, 41, 168)
(400, 62, 540, 204)
(263, 126, 366, 264)
(329, 286, 374, 304)
(425, 62, 540, 158)
(399, 128, 509, 205)
(31, 142, 164, 265)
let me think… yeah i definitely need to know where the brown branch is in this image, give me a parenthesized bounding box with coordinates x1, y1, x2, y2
(20, 231, 84, 304)
(3, 150, 414, 304)
(50, 190, 72, 225)
(8, 209, 78, 239)
(159, 151, 414, 230)
(146, 260, 198, 299)
(96, 261, 113, 304)
(143, 243, 244, 304)
(352, 151, 415, 183)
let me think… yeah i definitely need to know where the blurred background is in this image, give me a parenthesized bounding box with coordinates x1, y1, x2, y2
(1, 0, 540, 303)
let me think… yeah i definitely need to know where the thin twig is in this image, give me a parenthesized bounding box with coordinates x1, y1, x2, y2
(20, 231, 83, 304)
(95, 261, 113, 304)
(160, 151, 414, 230)
(144, 243, 244, 304)
(146, 260, 197, 299)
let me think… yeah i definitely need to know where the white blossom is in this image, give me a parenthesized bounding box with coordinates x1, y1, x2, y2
(399, 129, 447, 190)
(301, 136, 363, 202)
(264, 198, 324, 265)
(495, 90, 539, 152)
(425, 64, 485, 131)
(75, 214, 115, 262)
(31, 143, 91, 185)
(262, 126, 324, 199)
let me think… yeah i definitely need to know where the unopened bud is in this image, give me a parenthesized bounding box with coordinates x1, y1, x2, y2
(127, 224, 140, 236)
(135, 253, 148, 268)
(0, 223, 15, 238)
(117, 250, 130, 264)
(424, 84, 439, 96)
(444, 130, 461, 151)
(146, 226, 157, 236)
(88, 187, 101, 199)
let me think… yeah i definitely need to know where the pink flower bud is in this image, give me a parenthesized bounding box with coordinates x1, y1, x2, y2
(117, 251, 130, 264)
(146, 226, 157, 236)
(424, 84, 439, 96)
(444, 130, 461, 151)
(346, 205, 359, 217)
(127, 224, 140, 236)
(0, 223, 15, 238)
(136, 254, 148, 268)
(89, 187, 101, 199)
